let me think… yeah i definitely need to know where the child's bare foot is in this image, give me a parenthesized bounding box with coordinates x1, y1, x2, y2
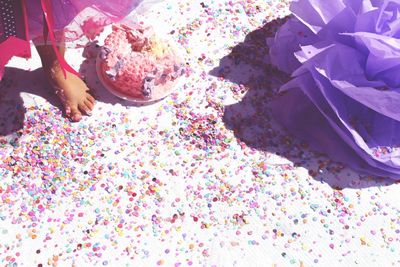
(46, 63, 95, 122)
(35, 40, 95, 122)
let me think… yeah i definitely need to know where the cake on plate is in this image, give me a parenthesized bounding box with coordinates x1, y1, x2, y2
(97, 24, 184, 102)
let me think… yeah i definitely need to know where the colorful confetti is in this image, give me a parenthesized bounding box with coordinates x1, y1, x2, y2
(1, 0, 399, 266)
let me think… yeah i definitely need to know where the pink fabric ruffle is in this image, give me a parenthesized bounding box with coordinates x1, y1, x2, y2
(27, 0, 144, 42)
(0, 0, 145, 79)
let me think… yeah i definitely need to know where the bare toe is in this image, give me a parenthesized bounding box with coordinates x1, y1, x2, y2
(65, 105, 72, 116)
(70, 107, 82, 122)
(84, 100, 94, 111)
(78, 103, 92, 116)
(87, 94, 96, 104)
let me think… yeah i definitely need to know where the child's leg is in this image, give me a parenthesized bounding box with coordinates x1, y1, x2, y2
(34, 38, 95, 122)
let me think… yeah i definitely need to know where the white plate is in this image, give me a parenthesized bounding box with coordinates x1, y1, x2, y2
(96, 55, 181, 103)
(95, 24, 184, 103)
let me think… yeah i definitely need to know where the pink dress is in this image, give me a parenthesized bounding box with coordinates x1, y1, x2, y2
(0, 0, 145, 79)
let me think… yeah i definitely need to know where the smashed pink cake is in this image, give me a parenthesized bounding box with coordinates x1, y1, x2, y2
(97, 24, 184, 101)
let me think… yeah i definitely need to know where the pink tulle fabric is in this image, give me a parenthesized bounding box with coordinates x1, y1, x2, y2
(26, 0, 143, 42)
(0, 0, 144, 79)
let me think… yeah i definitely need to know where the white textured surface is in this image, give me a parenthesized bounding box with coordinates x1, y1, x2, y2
(1, 1, 400, 266)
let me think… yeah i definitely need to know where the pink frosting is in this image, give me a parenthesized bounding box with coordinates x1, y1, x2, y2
(99, 24, 182, 99)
